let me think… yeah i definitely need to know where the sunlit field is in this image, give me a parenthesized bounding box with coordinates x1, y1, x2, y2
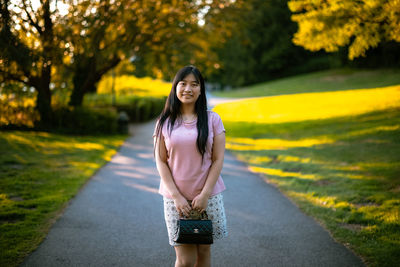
(97, 75, 171, 97)
(213, 68, 400, 98)
(214, 84, 400, 266)
(83, 75, 171, 107)
(215, 86, 400, 125)
(0, 132, 126, 267)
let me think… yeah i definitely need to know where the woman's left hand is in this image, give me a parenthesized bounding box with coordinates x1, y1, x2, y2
(192, 193, 209, 213)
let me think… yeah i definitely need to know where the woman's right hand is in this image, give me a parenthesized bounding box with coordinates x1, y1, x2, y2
(173, 195, 191, 217)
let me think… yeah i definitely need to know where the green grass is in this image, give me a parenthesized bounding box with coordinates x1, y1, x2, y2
(213, 68, 400, 266)
(222, 108, 400, 266)
(0, 131, 127, 267)
(212, 68, 400, 98)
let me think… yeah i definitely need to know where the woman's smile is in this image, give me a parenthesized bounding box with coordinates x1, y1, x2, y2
(176, 73, 201, 104)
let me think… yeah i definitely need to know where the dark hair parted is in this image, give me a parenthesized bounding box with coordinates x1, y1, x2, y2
(154, 65, 208, 158)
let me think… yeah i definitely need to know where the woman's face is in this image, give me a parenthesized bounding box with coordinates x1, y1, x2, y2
(176, 73, 201, 105)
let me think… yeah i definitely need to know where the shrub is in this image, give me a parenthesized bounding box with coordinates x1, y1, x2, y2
(0, 96, 38, 129)
(1, 93, 166, 134)
(116, 96, 166, 122)
(48, 106, 118, 135)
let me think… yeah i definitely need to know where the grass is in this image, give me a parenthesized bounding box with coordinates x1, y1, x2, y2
(213, 71, 400, 266)
(214, 86, 400, 124)
(212, 68, 400, 98)
(97, 75, 171, 98)
(0, 131, 127, 267)
(89, 75, 171, 107)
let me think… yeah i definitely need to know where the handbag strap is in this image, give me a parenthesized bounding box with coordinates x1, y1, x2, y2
(181, 201, 209, 220)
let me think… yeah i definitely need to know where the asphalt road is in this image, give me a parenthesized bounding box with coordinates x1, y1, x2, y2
(21, 119, 365, 267)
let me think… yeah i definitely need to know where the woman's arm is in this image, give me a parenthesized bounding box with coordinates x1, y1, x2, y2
(154, 135, 192, 216)
(192, 132, 225, 212)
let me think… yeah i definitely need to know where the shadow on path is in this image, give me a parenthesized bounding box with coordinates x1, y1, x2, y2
(22, 120, 364, 267)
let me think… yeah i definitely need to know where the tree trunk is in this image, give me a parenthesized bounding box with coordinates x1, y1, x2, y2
(69, 56, 95, 107)
(35, 1, 54, 127)
(69, 55, 121, 107)
(34, 63, 53, 127)
(36, 85, 52, 126)
(69, 76, 88, 107)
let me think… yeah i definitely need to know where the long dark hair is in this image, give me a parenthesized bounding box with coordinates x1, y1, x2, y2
(154, 65, 208, 158)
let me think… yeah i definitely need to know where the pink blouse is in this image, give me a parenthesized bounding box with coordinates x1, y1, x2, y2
(154, 111, 226, 200)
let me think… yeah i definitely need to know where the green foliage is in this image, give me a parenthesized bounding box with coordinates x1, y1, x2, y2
(47, 106, 118, 135)
(203, 0, 337, 87)
(115, 96, 166, 122)
(0, 99, 121, 135)
(288, 0, 400, 60)
(0, 0, 56, 124)
(130, 0, 203, 82)
(1, 0, 202, 123)
(1, 83, 166, 132)
(0, 103, 38, 130)
(0, 82, 38, 129)
(84, 93, 166, 123)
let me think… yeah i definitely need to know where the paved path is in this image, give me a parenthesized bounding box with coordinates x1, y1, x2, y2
(22, 119, 365, 267)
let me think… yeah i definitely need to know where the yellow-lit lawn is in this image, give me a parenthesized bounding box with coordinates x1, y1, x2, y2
(214, 86, 400, 124)
(97, 75, 171, 97)
(0, 131, 127, 267)
(214, 85, 400, 267)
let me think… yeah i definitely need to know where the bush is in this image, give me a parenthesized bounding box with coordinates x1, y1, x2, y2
(48, 106, 118, 135)
(0, 96, 38, 129)
(116, 96, 166, 122)
(1, 93, 166, 134)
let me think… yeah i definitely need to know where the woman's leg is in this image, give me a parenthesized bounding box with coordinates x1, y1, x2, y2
(174, 244, 197, 267)
(195, 244, 211, 267)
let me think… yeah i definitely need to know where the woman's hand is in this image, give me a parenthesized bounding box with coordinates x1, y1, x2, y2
(192, 193, 209, 213)
(173, 195, 191, 217)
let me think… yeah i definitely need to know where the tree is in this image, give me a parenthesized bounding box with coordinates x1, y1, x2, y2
(1, 0, 206, 126)
(0, 0, 62, 125)
(127, 0, 238, 83)
(65, 0, 204, 103)
(61, 0, 135, 106)
(128, 0, 205, 81)
(288, 0, 400, 60)
(201, 0, 324, 87)
(201, 0, 251, 87)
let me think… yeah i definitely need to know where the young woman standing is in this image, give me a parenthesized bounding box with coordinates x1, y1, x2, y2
(153, 66, 228, 267)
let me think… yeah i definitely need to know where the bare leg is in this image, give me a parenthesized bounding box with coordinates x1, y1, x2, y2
(195, 244, 211, 267)
(175, 244, 197, 267)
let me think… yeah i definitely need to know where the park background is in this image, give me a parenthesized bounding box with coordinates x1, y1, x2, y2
(1, 0, 399, 266)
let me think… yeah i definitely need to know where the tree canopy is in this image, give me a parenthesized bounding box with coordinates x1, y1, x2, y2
(201, 0, 326, 87)
(2, 0, 399, 127)
(288, 0, 400, 59)
(0, 0, 200, 124)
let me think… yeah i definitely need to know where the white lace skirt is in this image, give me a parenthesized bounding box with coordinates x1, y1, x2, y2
(163, 193, 228, 246)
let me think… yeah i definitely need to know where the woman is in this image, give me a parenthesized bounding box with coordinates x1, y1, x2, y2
(153, 65, 228, 267)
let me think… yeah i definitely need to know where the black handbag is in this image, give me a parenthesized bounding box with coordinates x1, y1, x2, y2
(174, 211, 213, 244)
